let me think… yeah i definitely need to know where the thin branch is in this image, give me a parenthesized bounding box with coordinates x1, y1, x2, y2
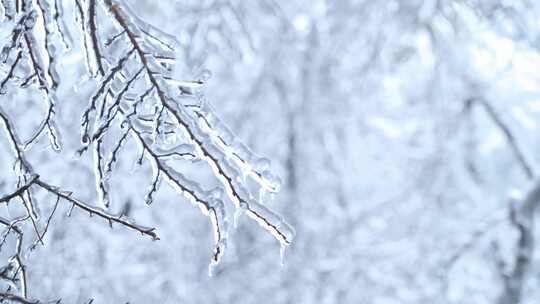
(0, 50, 22, 94)
(30, 196, 60, 250)
(88, 0, 105, 76)
(0, 106, 32, 173)
(0, 175, 39, 204)
(34, 179, 159, 240)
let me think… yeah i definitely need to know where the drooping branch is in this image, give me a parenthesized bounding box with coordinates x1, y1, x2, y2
(125, 118, 228, 264)
(102, 0, 293, 246)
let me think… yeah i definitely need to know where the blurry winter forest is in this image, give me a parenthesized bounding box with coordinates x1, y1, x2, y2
(1, 0, 540, 303)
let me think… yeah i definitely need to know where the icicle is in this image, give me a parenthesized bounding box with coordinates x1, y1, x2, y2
(280, 243, 287, 266)
(208, 263, 216, 277)
(144, 157, 161, 205)
(244, 201, 296, 245)
(105, 128, 129, 173)
(233, 207, 243, 228)
(94, 142, 111, 208)
(182, 99, 283, 193)
(47, 119, 62, 151)
(259, 187, 266, 204)
(254, 157, 270, 172)
(165, 77, 205, 90)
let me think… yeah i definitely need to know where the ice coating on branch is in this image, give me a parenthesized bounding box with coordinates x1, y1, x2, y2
(22, 186, 40, 221)
(144, 155, 162, 205)
(94, 140, 111, 208)
(105, 128, 130, 173)
(24, 22, 63, 152)
(35, 0, 62, 89)
(158, 164, 230, 265)
(80, 48, 135, 145)
(75, 0, 294, 267)
(46, 110, 62, 151)
(155, 97, 294, 245)
(119, 109, 233, 264)
(0, 106, 33, 175)
(51, 0, 72, 50)
(1, 12, 37, 63)
(1, 0, 16, 20)
(105, 0, 178, 69)
(112, 0, 179, 51)
(245, 201, 295, 246)
(153, 143, 197, 161)
(186, 100, 282, 193)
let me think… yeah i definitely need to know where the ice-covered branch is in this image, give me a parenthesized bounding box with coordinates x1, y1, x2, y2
(117, 108, 228, 265)
(0, 215, 27, 299)
(0, 175, 39, 204)
(34, 179, 160, 240)
(35, 0, 60, 89)
(101, 0, 294, 246)
(0, 50, 22, 94)
(0, 6, 62, 152)
(80, 47, 135, 146)
(0, 106, 32, 174)
(1, 0, 292, 299)
(0, 101, 158, 301)
(88, 0, 105, 76)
